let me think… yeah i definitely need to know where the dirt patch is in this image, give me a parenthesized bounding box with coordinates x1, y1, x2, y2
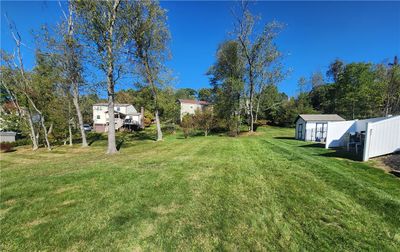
(239, 131, 263, 137)
(55, 185, 80, 194)
(151, 202, 180, 215)
(25, 218, 46, 227)
(373, 153, 400, 177)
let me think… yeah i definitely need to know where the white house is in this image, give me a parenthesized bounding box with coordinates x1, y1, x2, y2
(295, 114, 345, 142)
(325, 115, 400, 161)
(93, 103, 143, 132)
(178, 99, 211, 121)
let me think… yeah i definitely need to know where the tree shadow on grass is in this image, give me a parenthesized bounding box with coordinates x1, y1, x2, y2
(299, 143, 326, 148)
(319, 148, 363, 161)
(274, 136, 296, 140)
(87, 133, 106, 146)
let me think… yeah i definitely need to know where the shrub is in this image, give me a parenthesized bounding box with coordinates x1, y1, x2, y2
(181, 114, 194, 138)
(162, 123, 176, 134)
(0, 142, 14, 152)
(14, 137, 31, 147)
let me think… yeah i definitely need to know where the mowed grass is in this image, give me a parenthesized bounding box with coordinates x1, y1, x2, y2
(1, 127, 399, 251)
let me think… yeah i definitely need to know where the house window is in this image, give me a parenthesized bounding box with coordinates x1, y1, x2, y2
(298, 123, 303, 139)
(117, 107, 120, 111)
(97, 115, 100, 119)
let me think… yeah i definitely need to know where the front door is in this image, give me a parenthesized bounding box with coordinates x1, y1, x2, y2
(315, 123, 327, 141)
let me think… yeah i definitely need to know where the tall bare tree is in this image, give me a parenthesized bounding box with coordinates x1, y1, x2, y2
(127, 0, 170, 141)
(4, 19, 51, 150)
(233, 1, 283, 132)
(74, 0, 125, 153)
(61, 1, 88, 147)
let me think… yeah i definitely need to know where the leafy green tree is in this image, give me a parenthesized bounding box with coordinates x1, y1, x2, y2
(197, 88, 214, 102)
(193, 107, 214, 136)
(208, 40, 245, 136)
(233, 1, 284, 131)
(175, 88, 197, 100)
(126, 0, 170, 141)
(74, 0, 126, 153)
(181, 114, 194, 139)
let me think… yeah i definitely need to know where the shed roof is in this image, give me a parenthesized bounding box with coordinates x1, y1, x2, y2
(296, 114, 345, 122)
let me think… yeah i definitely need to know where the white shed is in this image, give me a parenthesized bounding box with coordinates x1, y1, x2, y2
(324, 115, 400, 161)
(295, 114, 345, 142)
(0, 131, 16, 143)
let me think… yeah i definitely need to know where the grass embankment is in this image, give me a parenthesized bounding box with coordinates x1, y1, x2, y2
(1, 127, 399, 251)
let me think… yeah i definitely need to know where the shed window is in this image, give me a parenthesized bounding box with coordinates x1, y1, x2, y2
(97, 115, 100, 119)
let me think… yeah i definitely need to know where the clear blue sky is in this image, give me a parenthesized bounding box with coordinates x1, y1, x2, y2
(1, 1, 399, 97)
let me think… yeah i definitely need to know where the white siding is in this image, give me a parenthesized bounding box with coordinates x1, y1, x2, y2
(363, 116, 400, 161)
(305, 122, 316, 141)
(180, 103, 205, 121)
(325, 121, 356, 148)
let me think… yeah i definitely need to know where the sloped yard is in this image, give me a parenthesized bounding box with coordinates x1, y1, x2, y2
(1, 127, 399, 251)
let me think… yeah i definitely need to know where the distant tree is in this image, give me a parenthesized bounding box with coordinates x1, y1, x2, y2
(233, 1, 284, 132)
(175, 88, 197, 100)
(327, 59, 344, 82)
(197, 88, 214, 103)
(2, 21, 51, 150)
(311, 71, 325, 88)
(194, 107, 214, 136)
(181, 114, 194, 139)
(382, 56, 400, 116)
(126, 0, 170, 141)
(208, 40, 245, 136)
(74, 0, 126, 153)
(297, 77, 308, 94)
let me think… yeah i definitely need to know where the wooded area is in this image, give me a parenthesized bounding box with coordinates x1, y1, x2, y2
(1, 0, 399, 153)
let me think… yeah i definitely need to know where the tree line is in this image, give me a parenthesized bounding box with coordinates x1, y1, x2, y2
(1, 1, 399, 152)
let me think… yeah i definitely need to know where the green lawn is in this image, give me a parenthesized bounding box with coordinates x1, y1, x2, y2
(1, 127, 399, 251)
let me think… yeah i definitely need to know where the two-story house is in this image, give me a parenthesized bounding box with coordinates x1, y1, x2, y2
(178, 99, 211, 121)
(93, 103, 143, 132)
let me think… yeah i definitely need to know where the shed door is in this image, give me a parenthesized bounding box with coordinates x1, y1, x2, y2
(298, 123, 303, 140)
(315, 123, 327, 141)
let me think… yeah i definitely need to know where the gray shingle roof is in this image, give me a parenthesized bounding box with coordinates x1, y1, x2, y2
(296, 114, 345, 122)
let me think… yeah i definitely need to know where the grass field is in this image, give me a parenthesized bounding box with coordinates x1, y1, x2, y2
(1, 127, 399, 251)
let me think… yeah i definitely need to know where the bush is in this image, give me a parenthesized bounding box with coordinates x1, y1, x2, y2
(162, 123, 176, 134)
(14, 137, 31, 147)
(181, 114, 194, 138)
(0, 142, 14, 152)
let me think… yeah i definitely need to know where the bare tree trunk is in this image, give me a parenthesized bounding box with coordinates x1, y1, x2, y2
(72, 84, 88, 147)
(105, 0, 120, 154)
(255, 97, 260, 122)
(40, 115, 51, 150)
(249, 72, 254, 132)
(1, 79, 38, 149)
(107, 86, 117, 154)
(68, 122, 73, 146)
(68, 101, 73, 146)
(155, 109, 163, 141)
(26, 109, 38, 150)
(66, 1, 88, 147)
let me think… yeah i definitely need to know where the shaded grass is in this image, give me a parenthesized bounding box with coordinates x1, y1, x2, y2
(1, 127, 399, 251)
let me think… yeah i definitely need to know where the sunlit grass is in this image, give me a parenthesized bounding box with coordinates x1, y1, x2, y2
(1, 127, 399, 251)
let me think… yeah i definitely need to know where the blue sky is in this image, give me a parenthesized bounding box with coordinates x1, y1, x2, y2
(1, 1, 400, 97)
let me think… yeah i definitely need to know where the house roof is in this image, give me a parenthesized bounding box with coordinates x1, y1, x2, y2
(93, 103, 132, 107)
(178, 99, 210, 105)
(295, 114, 345, 122)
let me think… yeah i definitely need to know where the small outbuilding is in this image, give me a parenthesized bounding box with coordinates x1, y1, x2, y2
(295, 114, 345, 142)
(0, 131, 17, 143)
